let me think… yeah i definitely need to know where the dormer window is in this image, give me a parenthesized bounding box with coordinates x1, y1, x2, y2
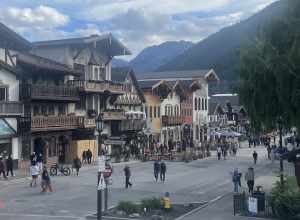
(93, 66, 100, 80)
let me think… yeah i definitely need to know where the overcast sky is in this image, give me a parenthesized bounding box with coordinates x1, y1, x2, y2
(0, 0, 276, 60)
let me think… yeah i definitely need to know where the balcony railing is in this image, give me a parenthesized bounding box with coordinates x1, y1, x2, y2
(18, 116, 94, 132)
(68, 80, 124, 94)
(161, 116, 184, 126)
(121, 119, 146, 131)
(20, 84, 79, 101)
(102, 110, 126, 121)
(0, 102, 23, 116)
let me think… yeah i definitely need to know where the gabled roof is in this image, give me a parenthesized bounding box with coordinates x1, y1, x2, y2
(209, 102, 224, 115)
(111, 67, 145, 103)
(136, 69, 219, 81)
(0, 60, 17, 75)
(17, 52, 82, 76)
(33, 34, 131, 57)
(0, 22, 31, 51)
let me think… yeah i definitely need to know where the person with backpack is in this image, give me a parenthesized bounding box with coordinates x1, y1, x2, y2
(6, 155, 14, 177)
(154, 160, 160, 182)
(73, 156, 82, 176)
(124, 165, 132, 188)
(232, 168, 241, 193)
(160, 161, 167, 183)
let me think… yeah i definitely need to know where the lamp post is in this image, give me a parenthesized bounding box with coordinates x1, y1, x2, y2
(277, 116, 284, 187)
(96, 114, 104, 220)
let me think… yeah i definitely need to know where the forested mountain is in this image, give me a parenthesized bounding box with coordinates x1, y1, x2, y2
(157, 1, 285, 81)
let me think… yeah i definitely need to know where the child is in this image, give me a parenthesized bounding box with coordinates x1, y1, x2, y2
(30, 163, 39, 187)
(41, 166, 53, 193)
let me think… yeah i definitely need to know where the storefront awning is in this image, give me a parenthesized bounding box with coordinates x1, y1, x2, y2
(0, 119, 16, 138)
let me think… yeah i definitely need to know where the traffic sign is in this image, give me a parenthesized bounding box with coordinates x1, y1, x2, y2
(98, 156, 106, 172)
(98, 173, 106, 190)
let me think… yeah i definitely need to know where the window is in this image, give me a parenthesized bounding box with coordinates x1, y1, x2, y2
(87, 95, 93, 110)
(198, 98, 201, 110)
(74, 63, 85, 73)
(33, 105, 39, 116)
(141, 106, 144, 112)
(194, 98, 197, 110)
(202, 98, 204, 110)
(94, 66, 99, 80)
(205, 98, 207, 110)
(170, 106, 173, 116)
(41, 105, 47, 116)
(165, 106, 167, 116)
(100, 67, 106, 80)
(158, 106, 160, 117)
(76, 96, 86, 110)
(48, 105, 55, 115)
(94, 95, 99, 113)
(0, 87, 7, 101)
(145, 106, 148, 117)
(58, 105, 66, 115)
(150, 106, 153, 118)
(154, 106, 157, 118)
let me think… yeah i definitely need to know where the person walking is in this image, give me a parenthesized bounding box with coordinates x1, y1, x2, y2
(6, 155, 14, 177)
(41, 166, 53, 193)
(267, 145, 271, 160)
(253, 151, 258, 164)
(82, 150, 87, 165)
(73, 156, 82, 176)
(160, 161, 167, 183)
(232, 168, 241, 193)
(124, 165, 132, 188)
(0, 157, 7, 179)
(217, 146, 222, 160)
(30, 162, 39, 187)
(153, 160, 160, 182)
(245, 167, 255, 194)
(87, 149, 92, 164)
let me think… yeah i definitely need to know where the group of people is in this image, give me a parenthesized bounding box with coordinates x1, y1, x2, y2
(153, 160, 167, 183)
(217, 143, 237, 160)
(29, 152, 52, 193)
(0, 155, 14, 179)
(232, 167, 255, 194)
(82, 149, 93, 165)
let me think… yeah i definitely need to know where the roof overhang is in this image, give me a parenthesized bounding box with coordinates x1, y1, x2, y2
(205, 69, 220, 81)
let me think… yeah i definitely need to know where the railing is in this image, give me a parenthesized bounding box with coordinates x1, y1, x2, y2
(79, 117, 96, 128)
(102, 110, 126, 121)
(68, 80, 124, 94)
(20, 84, 79, 101)
(161, 116, 184, 126)
(121, 119, 146, 131)
(0, 102, 23, 116)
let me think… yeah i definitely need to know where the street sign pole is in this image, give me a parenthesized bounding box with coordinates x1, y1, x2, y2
(97, 171, 102, 220)
(104, 183, 108, 212)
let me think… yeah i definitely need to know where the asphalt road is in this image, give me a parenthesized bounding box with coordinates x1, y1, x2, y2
(0, 144, 289, 220)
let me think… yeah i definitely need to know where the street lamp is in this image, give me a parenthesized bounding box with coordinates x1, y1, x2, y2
(96, 113, 104, 220)
(277, 116, 284, 187)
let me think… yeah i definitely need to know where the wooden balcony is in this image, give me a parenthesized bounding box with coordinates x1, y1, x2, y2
(68, 80, 124, 94)
(20, 84, 79, 102)
(0, 102, 23, 117)
(18, 116, 94, 133)
(161, 116, 184, 126)
(121, 119, 146, 131)
(102, 110, 126, 121)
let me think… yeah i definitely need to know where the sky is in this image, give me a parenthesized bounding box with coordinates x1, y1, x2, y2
(0, 0, 277, 60)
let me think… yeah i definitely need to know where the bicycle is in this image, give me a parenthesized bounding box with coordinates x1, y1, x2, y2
(49, 163, 71, 176)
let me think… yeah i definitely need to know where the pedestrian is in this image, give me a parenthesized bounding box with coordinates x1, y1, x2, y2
(160, 161, 167, 183)
(124, 165, 132, 188)
(232, 168, 241, 193)
(82, 150, 87, 165)
(37, 153, 43, 173)
(267, 146, 271, 160)
(30, 152, 37, 166)
(0, 156, 7, 179)
(270, 148, 275, 164)
(6, 155, 14, 177)
(87, 149, 92, 164)
(41, 166, 53, 193)
(73, 156, 82, 176)
(245, 167, 255, 194)
(154, 160, 160, 182)
(216, 146, 221, 160)
(253, 151, 258, 164)
(30, 162, 39, 187)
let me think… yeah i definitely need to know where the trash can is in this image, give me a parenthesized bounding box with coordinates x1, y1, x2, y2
(252, 190, 265, 212)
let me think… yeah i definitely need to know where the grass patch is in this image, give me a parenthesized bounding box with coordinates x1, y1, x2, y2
(141, 197, 162, 210)
(117, 201, 140, 214)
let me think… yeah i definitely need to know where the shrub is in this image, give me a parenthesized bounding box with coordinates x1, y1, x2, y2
(141, 197, 162, 210)
(270, 179, 300, 220)
(117, 201, 140, 214)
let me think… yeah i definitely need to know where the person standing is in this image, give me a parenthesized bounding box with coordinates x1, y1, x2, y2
(0, 157, 7, 179)
(82, 150, 87, 165)
(73, 156, 82, 176)
(30, 162, 39, 187)
(217, 146, 222, 160)
(154, 160, 160, 182)
(6, 155, 14, 177)
(30, 152, 37, 166)
(267, 145, 271, 160)
(124, 165, 132, 188)
(245, 167, 255, 194)
(160, 161, 167, 183)
(253, 151, 258, 164)
(87, 149, 92, 164)
(232, 168, 241, 193)
(41, 166, 53, 193)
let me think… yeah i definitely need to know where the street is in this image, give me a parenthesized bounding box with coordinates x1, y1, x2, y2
(0, 145, 291, 220)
